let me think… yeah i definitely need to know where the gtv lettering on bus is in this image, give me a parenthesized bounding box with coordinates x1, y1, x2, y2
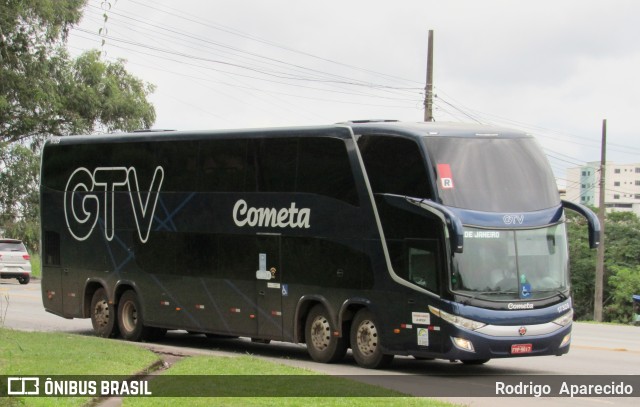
(233, 199, 311, 229)
(64, 166, 164, 243)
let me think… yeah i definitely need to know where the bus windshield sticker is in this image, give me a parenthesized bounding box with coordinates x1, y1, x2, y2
(437, 163, 454, 189)
(281, 284, 288, 297)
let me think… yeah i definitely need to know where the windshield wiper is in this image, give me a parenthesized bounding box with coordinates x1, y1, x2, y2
(532, 289, 568, 300)
(461, 291, 517, 305)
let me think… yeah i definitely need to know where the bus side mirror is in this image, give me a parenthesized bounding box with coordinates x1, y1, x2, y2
(561, 200, 601, 249)
(415, 199, 464, 253)
(382, 194, 464, 253)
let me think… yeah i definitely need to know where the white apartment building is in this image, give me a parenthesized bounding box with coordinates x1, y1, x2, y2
(566, 161, 640, 216)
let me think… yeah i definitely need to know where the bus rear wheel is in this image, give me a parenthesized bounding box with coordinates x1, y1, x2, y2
(350, 309, 393, 369)
(305, 304, 347, 363)
(90, 288, 118, 338)
(118, 290, 151, 342)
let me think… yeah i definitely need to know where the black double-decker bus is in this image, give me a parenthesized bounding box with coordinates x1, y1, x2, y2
(40, 121, 599, 368)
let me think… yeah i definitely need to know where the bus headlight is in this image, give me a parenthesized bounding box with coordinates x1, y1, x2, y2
(429, 306, 486, 331)
(452, 337, 475, 352)
(552, 309, 573, 327)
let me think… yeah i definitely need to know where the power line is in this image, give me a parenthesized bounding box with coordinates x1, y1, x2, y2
(127, 0, 422, 88)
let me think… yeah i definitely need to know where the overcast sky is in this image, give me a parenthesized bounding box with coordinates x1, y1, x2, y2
(67, 0, 640, 185)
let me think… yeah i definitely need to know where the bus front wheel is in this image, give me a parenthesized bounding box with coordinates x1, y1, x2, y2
(90, 288, 118, 338)
(350, 309, 393, 369)
(117, 290, 150, 342)
(305, 304, 347, 363)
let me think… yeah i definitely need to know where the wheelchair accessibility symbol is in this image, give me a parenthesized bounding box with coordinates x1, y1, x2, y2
(281, 284, 289, 297)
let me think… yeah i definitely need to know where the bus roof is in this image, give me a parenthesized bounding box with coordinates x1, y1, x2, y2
(346, 120, 531, 139)
(45, 121, 530, 147)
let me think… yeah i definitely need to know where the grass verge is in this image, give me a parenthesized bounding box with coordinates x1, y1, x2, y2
(30, 253, 41, 279)
(1, 329, 455, 407)
(0, 328, 160, 407)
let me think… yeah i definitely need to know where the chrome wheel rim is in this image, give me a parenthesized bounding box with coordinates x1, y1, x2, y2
(121, 301, 138, 333)
(355, 319, 378, 356)
(310, 315, 331, 351)
(93, 300, 110, 328)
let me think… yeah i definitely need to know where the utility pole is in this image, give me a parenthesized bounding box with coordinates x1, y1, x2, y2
(594, 119, 607, 322)
(424, 30, 434, 122)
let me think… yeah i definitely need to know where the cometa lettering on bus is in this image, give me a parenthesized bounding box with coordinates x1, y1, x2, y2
(232, 199, 311, 229)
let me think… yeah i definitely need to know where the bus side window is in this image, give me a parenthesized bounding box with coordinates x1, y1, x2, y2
(357, 135, 432, 199)
(199, 139, 252, 192)
(156, 141, 198, 192)
(298, 137, 359, 206)
(44, 231, 61, 266)
(387, 238, 440, 293)
(408, 244, 438, 292)
(254, 138, 298, 193)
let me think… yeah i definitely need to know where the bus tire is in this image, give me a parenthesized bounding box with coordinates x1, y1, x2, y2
(117, 290, 150, 342)
(305, 304, 347, 363)
(350, 309, 393, 369)
(90, 288, 118, 338)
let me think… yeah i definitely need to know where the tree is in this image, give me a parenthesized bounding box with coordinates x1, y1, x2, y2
(1, 0, 156, 144)
(567, 210, 597, 320)
(0, 143, 40, 251)
(0, 0, 156, 250)
(568, 209, 640, 322)
(605, 265, 640, 324)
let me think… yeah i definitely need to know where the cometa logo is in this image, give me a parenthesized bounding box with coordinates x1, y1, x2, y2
(508, 303, 535, 310)
(64, 166, 164, 243)
(233, 199, 311, 229)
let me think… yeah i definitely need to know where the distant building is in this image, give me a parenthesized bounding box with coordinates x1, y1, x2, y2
(566, 161, 640, 216)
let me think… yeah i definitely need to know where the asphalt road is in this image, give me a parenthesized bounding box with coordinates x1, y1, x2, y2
(2, 279, 639, 406)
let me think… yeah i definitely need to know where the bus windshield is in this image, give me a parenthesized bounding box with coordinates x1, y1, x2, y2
(452, 224, 569, 301)
(423, 136, 559, 212)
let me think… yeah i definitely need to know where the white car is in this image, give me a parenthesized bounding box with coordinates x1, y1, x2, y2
(0, 239, 32, 284)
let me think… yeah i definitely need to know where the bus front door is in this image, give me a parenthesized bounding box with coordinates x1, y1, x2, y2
(255, 233, 283, 340)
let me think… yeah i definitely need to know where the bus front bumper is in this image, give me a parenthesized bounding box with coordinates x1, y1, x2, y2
(441, 322, 572, 361)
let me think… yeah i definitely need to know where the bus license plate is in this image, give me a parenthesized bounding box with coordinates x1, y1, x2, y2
(511, 344, 533, 354)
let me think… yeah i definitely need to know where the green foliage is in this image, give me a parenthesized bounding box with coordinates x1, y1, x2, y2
(0, 143, 40, 251)
(566, 210, 597, 320)
(604, 265, 640, 324)
(0, 0, 156, 249)
(568, 209, 640, 323)
(0, 0, 156, 144)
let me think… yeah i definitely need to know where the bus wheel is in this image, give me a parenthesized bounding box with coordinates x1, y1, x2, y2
(117, 290, 149, 342)
(350, 309, 393, 369)
(90, 288, 118, 338)
(305, 304, 347, 363)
